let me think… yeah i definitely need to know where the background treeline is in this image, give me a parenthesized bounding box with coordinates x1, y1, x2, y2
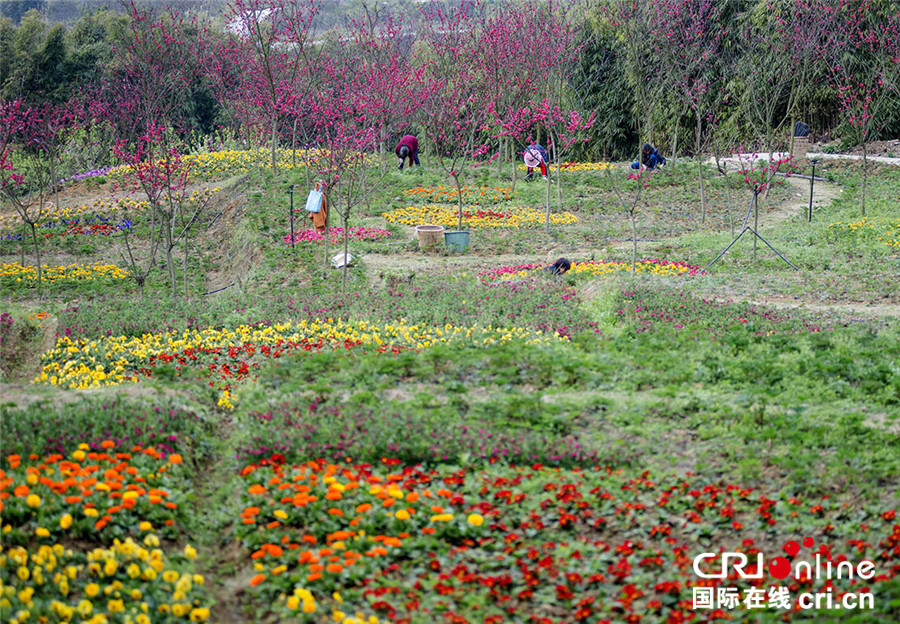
(0, 0, 898, 162)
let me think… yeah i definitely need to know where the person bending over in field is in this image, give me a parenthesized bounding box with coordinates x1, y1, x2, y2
(524, 142, 550, 181)
(396, 135, 420, 170)
(545, 257, 571, 276)
(631, 143, 666, 170)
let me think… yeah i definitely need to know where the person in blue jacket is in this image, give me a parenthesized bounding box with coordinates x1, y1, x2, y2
(631, 143, 666, 170)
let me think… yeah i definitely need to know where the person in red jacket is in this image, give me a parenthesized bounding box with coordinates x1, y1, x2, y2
(395, 135, 420, 170)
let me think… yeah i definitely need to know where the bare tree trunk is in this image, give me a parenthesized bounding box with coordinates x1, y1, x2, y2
(323, 191, 330, 273)
(631, 209, 637, 275)
(341, 211, 349, 297)
(454, 174, 463, 231)
(183, 238, 188, 299)
(698, 157, 707, 224)
(166, 246, 177, 299)
(292, 118, 298, 169)
(753, 193, 759, 263)
(697, 117, 707, 223)
(29, 223, 43, 299)
(860, 141, 868, 217)
(271, 116, 278, 171)
(544, 172, 552, 234)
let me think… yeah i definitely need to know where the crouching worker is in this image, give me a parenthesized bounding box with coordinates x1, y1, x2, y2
(544, 257, 572, 276)
(396, 135, 420, 170)
(523, 142, 550, 181)
(631, 143, 666, 170)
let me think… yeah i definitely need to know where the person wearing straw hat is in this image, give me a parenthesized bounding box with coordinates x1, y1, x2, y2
(523, 141, 550, 181)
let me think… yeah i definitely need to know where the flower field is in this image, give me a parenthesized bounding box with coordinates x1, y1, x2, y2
(828, 217, 900, 248)
(382, 205, 577, 228)
(401, 185, 514, 205)
(0, 444, 211, 624)
(517, 161, 613, 172)
(481, 259, 701, 282)
(34, 320, 566, 407)
(1, 216, 134, 242)
(284, 227, 392, 245)
(4, 4, 900, 622)
(1, 262, 130, 285)
(3, 135, 900, 623)
(233, 454, 898, 623)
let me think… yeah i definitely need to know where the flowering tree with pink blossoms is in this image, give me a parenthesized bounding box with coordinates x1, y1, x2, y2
(496, 98, 594, 232)
(0, 101, 59, 298)
(223, 0, 323, 170)
(417, 2, 497, 232)
(647, 0, 725, 223)
(817, 0, 900, 215)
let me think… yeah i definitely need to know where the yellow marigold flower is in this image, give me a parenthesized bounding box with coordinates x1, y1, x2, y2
(467, 513, 485, 527)
(35, 527, 50, 538)
(394, 509, 410, 521)
(184, 544, 197, 560)
(430, 513, 454, 522)
(77, 600, 93, 616)
(85, 583, 100, 597)
(162, 570, 179, 583)
(26, 494, 41, 508)
(60, 514, 73, 530)
(190, 607, 210, 622)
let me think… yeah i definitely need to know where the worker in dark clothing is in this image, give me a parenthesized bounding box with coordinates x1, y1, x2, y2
(545, 257, 572, 276)
(631, 143, 666, 170)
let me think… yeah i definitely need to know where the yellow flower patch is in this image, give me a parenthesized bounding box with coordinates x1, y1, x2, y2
(2, 262, 129, 284)
(382, 205, 577, 228)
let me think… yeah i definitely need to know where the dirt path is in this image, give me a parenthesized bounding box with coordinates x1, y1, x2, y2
(758, 175, 842, 229)
(362, 251, 565, 275)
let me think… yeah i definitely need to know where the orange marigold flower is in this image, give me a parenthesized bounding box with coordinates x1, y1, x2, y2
(326, 564, 343, 574)
(168, 454, 183, 464)
(101, 441, 115, 449)
(355, 503, 372, 513)
(14, 485, 30, 497)
(249, 574, 266, 587)
(328, 508, 344, 517)
(248, 484, 266, 495)
(266, 545, 284, 557)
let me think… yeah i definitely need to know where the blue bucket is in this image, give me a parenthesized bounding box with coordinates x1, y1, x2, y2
(444, 230, 470, 252)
